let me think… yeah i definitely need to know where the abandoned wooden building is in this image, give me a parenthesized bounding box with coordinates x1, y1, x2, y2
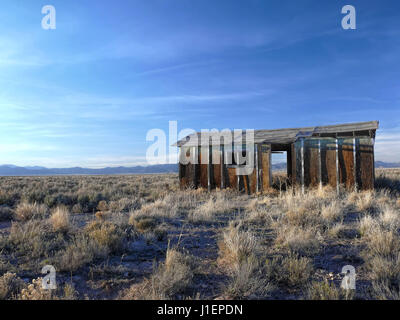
(175, 121, 379, 193)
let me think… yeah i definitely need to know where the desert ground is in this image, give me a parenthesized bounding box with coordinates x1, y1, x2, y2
(0, 169, 400, 300)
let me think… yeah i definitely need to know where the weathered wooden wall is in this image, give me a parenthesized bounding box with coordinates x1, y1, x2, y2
(293, 137, 374, 190)
(178, 136, 374, 193)
(304, 139, 320, 187)
(179, 143, 272, 193)
(179, 147, 197, 189)
(358, 138, 374, 190)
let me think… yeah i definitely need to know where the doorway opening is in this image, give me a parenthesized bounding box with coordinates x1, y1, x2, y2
(271, 150, 290, 192)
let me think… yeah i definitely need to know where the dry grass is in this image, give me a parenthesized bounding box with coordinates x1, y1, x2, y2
(123, 247, 195, 300)
(307, 281, 348, 300)
(321, 200, 343, 223)
(14, 201, 48, 221)
(224, 255, 273, 299)
(85, 220, 127, 253)
(0, 272, 26, 300)
(267, 253, 314, 288)
(0, 169, 399, 300)
(218, 221, 258, 268)
(367, 254, 400, 284)
(363, 229, 400, 258)
(353, 191, 376, 212)
(275, 224, 321, 255)
(188, 193, 234, 222)
(57, 234, 108, 272)
(49, 206, 70, 232)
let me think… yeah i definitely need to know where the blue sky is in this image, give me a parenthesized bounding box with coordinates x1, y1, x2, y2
(0, 0, 399, 167)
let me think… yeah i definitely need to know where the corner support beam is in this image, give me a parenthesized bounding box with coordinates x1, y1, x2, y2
(255, 144, 260, 193)
(221, 144, 225, 189)
(336, 138, 340, 195)
(318, 139, 322, 190)
(208, 139, 212, 192)
(301, 138, 305, 194)
(353, 137, 357, 192)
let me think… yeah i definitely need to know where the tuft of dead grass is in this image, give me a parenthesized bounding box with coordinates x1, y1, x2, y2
(57, 234, 108, 272)
(123, 247, 195, 300)
(306, 281, 350, 300)
(266, 253, 314, 288)
(14, 201, 48, 221)
(275, 224, 321, 256)
(49, 206, 70, 232)
(352, 191, 376, 212)
(218, 221, 258, 268)
(85, 220, 127, 253)
(224, 255, 273, 299)
(363, 229, 400, 258)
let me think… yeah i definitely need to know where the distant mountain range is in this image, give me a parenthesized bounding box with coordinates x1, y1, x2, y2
(375, 161, 400, 168)
(0, 161, 398, 176)
(0, 164, 178, 176)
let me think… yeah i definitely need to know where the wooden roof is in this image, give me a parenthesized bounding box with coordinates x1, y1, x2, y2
(174, 120, 379, 147)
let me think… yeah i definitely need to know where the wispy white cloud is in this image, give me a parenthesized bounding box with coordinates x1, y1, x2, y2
(375, 127, 400, 162)
(0, 143, 58, 153)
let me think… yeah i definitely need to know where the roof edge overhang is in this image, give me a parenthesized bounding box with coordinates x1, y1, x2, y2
(173, 120, 379, 147)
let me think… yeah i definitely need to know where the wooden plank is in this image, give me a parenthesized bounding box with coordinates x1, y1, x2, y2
(318, 139, 322, 189)
(213, 147, 221, 189)
(287, 145, 292, 182)
(208, 142, 212, 191)
(320, 138, 337, 188)
(336, 138, 340, 194)
(227, 167, 238, 189)
(247, 145, 257, 194)
(243, 174, 252, 195)
(338, 138, 355, 190)
(261, 144, 272, 191)
(199, 147, 208, 188)
(192, 147, 197, 188)
(358, 137, 374, 190)
(291, 143, 296, 186)
(221, 145, 225, 189)
(295, 140, 302, 186)
(353, 138, 357, 191)
(301, 138, 305, 194)
(304, 139, 319, 187)
(256, 144, 260, 192)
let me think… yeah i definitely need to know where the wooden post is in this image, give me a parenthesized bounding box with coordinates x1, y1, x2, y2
(353, 137, 357, 192)
(221, 144, 225, 189)
(287, 145, 292, 181)
(269, 146, 272, 188)
(208, 138, 212, 192)
(318, 139, 322, 190)
(192, 146, 197, 188)
(336, 138, 340, 195)
(301, 138, 305, 194)
(236, 151, 240, 192)
(255, 144, 259, 193)
(178, 148, 183, 181)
